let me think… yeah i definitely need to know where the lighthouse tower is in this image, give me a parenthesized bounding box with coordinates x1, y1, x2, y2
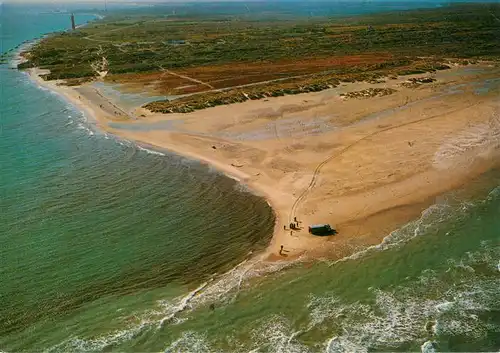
(70, 13, 76, 30)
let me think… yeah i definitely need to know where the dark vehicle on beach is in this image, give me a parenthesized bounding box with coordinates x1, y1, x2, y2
(308, 224, 335, 236)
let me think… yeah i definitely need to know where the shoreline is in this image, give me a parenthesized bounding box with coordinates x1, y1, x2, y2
(22, 61, 500, 262)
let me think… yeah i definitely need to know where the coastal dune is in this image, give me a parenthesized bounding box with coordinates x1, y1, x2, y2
(28, 64, 500, 261)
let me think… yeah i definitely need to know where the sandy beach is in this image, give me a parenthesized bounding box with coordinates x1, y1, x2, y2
(27, 63, 500, 261)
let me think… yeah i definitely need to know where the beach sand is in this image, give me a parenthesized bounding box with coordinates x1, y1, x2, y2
(27, 64, 500, 261)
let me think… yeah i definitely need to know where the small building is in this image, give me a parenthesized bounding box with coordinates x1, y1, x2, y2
(308, 224, 334, 236)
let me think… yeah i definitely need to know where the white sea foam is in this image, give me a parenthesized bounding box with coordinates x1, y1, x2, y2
(435, 301, 454, 312)
(163, 331, 213, 353)
(45, 321, 149, 353)
(47, 286, 209, 353)
(250, 315, 312, 353)
(157, 280, 211, 328)
(420, 340, 437, 353)
(44, 256, 302, 353)
(114, 138, 133, 148)
(76, 122, 94, 136)
(327, 183, 500, 269)
(327, 200, 455, 267)
(313, 285, 493, 352)
(176, 257, 301, 310)
(137, 145, 166, 156)
(433, 115, 500, 169)
(150, 257, 302, 335)
(325, 336, 367, 353)
(309, 241, 500, 352)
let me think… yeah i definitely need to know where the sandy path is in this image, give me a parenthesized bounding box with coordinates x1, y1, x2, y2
(158, 66, 214, 90)
(75, 85, 134, 119)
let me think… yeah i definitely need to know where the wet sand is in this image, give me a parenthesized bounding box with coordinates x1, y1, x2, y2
(27, 64, 500, 261)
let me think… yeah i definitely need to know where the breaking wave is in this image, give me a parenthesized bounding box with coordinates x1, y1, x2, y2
(327, 200, 454, 266)
(164, 331, 213, 353)
(45, 256, 302, 352)
(310, 241, 499, 352)
(76, 122, 94, 136)
(326, 184, 500, 268)
(224, 246, 498, 353)
(137, 145, 166, 156)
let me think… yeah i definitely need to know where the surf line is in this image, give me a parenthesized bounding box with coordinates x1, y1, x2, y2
(157, 279, 213, 328)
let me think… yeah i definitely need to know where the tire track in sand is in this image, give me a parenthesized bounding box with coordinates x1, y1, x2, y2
(288, 100, 481, 223)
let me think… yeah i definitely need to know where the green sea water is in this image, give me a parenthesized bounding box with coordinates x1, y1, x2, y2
(1, 3, 499, 353)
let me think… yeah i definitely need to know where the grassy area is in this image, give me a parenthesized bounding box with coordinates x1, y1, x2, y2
(18, 2, 500, 111)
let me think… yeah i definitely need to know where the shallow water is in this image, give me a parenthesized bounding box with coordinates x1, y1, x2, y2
(93, 82, 170, 113)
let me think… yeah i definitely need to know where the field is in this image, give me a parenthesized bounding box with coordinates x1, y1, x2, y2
(19, 2, 500, 111)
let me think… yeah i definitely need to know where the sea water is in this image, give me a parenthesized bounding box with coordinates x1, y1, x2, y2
(1, 3, 499, 353)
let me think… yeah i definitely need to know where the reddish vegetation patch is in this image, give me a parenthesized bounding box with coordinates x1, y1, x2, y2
(173, 84, 208, 94)
(109, 53, 393, 95)
(174, 53, 393, 90)
(106, 72, 195, 94)
(207, 74, 292, 90)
